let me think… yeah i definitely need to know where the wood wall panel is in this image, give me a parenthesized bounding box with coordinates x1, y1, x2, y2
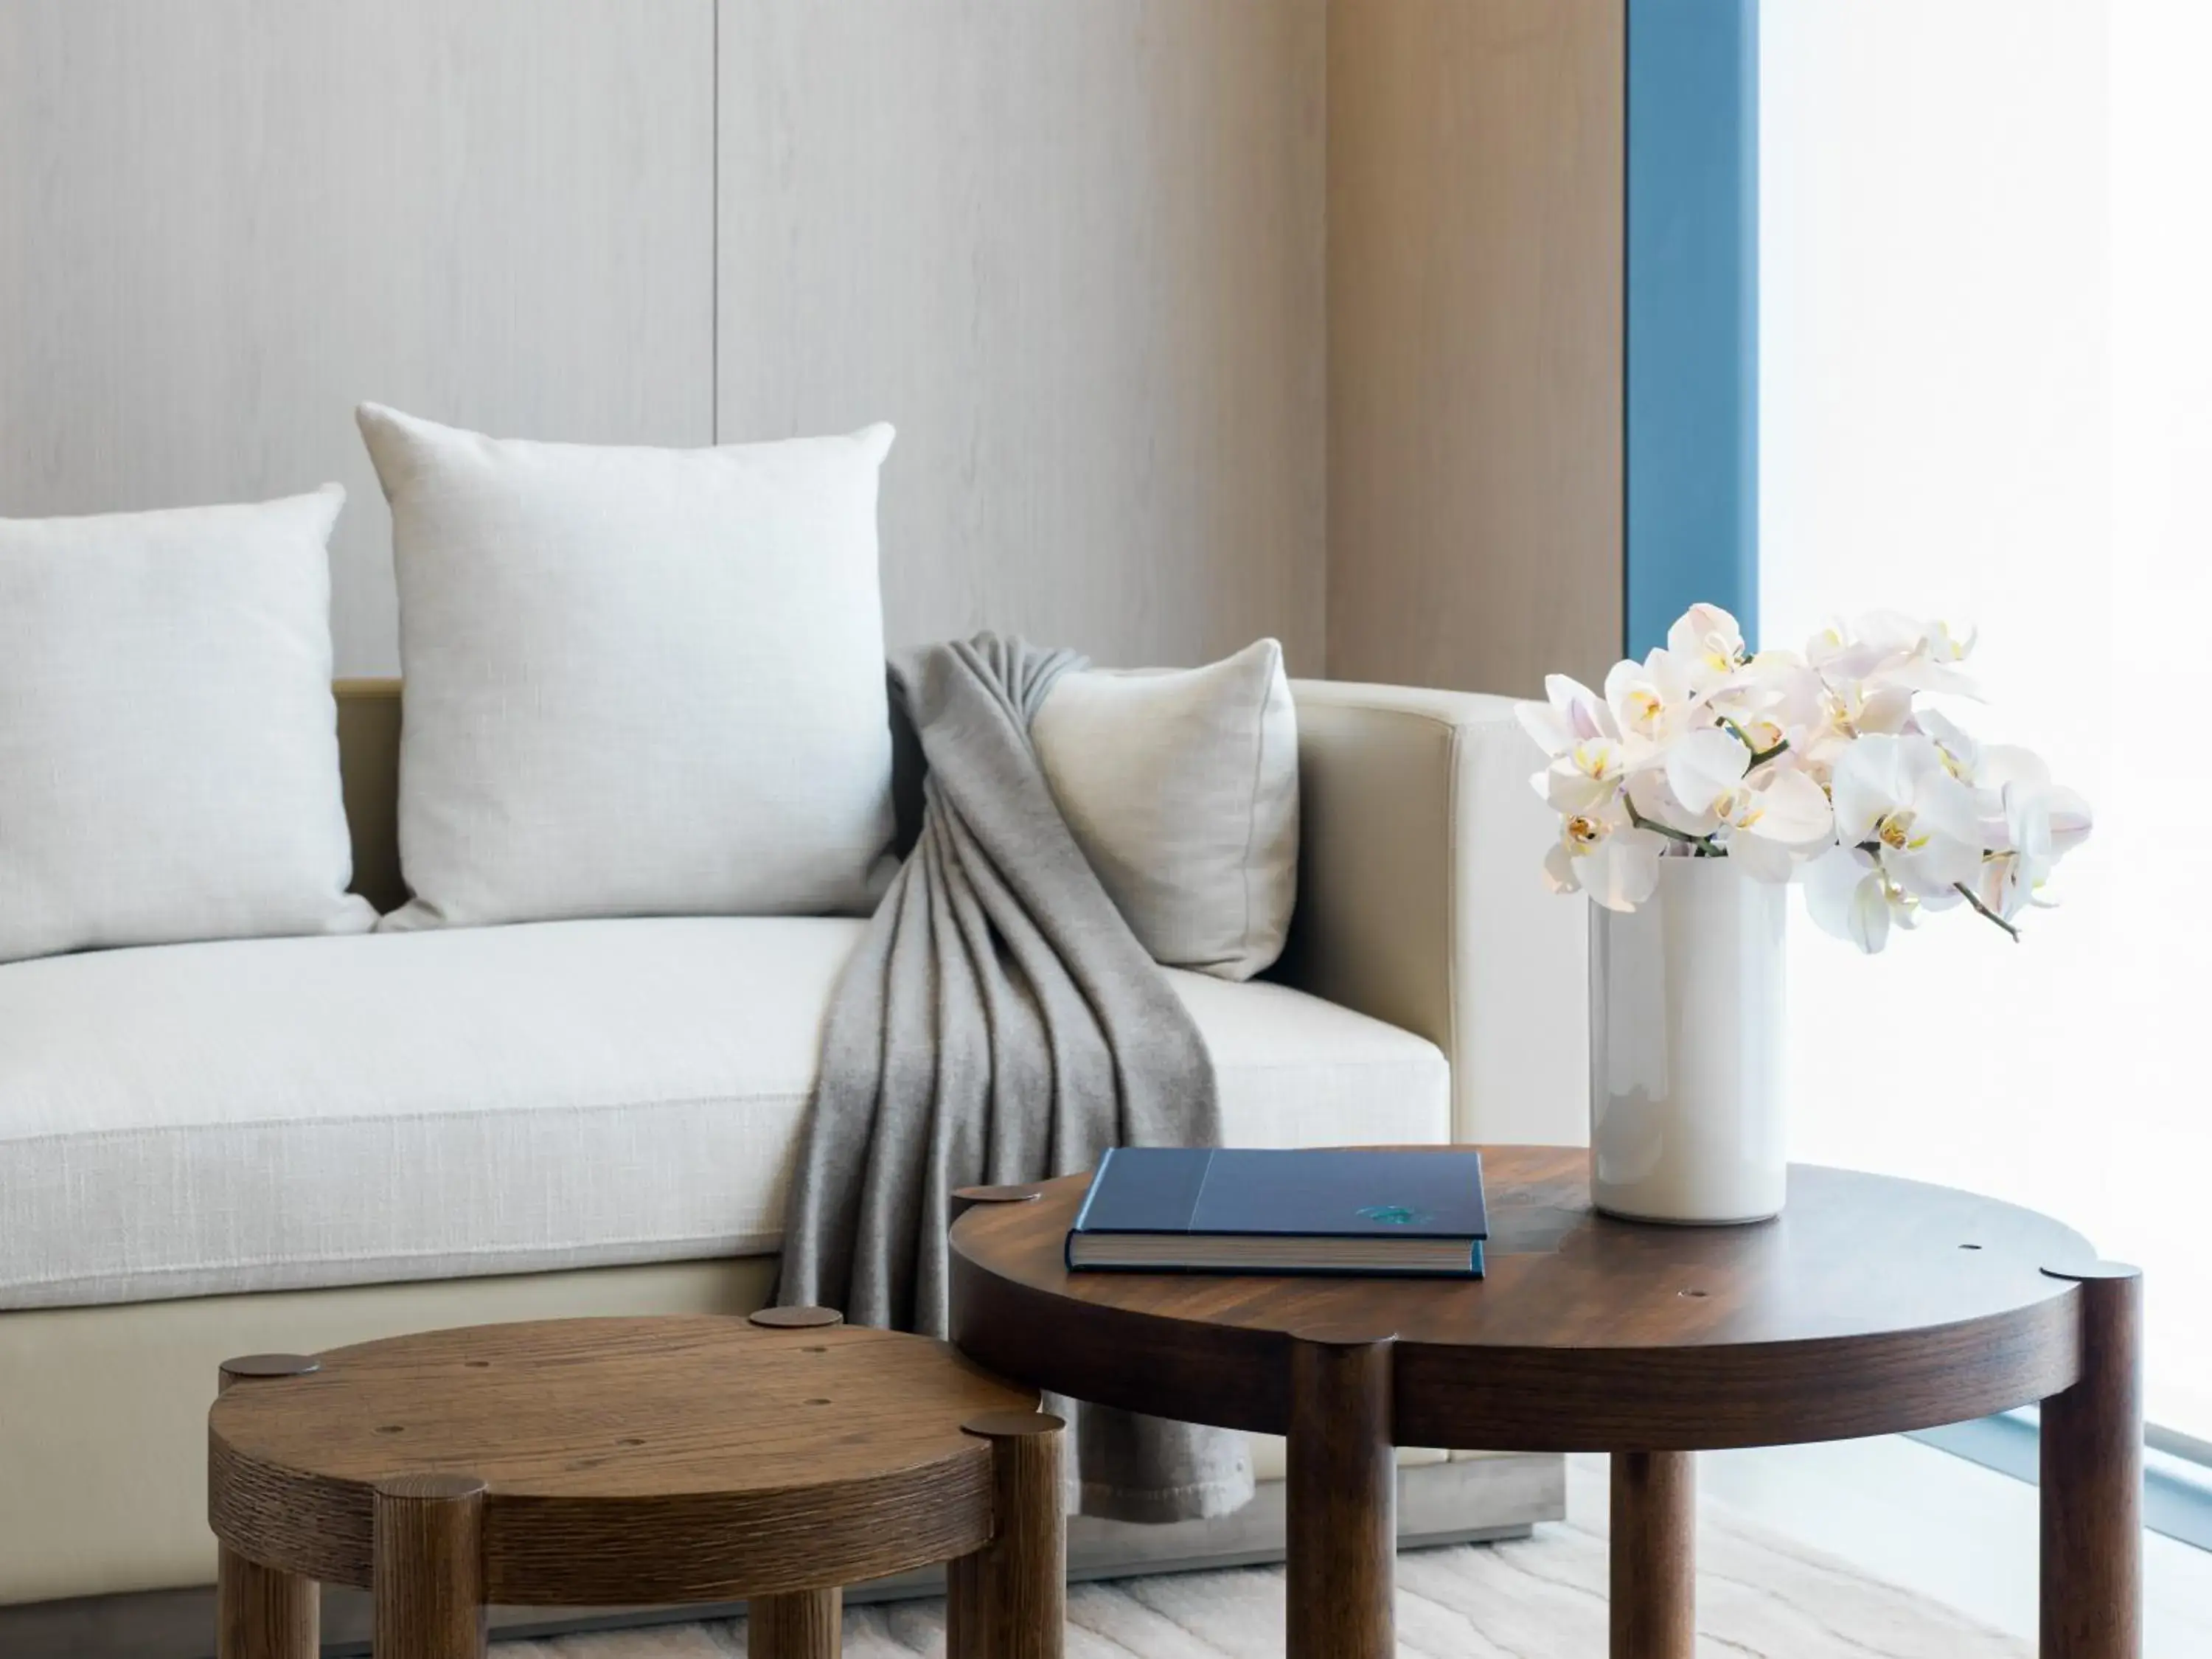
(1326, 0, 1624, 696)
(0, 1, 714, 674)
(717, 0, 1327, 674)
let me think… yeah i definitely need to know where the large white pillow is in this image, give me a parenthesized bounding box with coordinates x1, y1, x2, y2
(358, 405, 898, 931)
(0, 487, 376, 965)
(1032, 639, 1298, 981)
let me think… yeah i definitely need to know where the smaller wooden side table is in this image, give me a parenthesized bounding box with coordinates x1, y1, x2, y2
(206, 1312, 1065, 1659)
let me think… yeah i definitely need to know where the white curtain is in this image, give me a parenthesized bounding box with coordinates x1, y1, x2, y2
(1761, 0, 2210, 1436)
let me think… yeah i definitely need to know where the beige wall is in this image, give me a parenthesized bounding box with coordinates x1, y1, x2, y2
(0, 0, 1325, 678)
(718, 1, 1328, 675)
(0, 0, 716, 675)
(1325, 0, 1625, 697)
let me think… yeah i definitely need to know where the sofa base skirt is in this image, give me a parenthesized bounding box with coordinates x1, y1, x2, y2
(0, 1455, 1561, 1659)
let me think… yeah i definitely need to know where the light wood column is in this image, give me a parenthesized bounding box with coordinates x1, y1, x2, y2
(372, 1473, 487, 1659)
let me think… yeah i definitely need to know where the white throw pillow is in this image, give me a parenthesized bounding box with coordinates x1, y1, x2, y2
(0, 487, 376, 965)
(1032, 639, 1298, 981)
(358, 405, 898, 931)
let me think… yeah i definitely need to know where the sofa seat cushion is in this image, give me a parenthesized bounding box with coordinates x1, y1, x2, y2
(0, 918, 1450, 1310)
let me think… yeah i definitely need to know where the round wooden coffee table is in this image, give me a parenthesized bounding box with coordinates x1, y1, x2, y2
(206, 1312, 1065, 1659)
(948, 1146, 2142, 1659)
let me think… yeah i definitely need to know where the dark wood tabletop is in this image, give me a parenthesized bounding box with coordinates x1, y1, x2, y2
(948, 1144, 2102, 1452)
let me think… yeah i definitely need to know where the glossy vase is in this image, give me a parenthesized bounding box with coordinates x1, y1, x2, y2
(1588, 855, 1787, 1224)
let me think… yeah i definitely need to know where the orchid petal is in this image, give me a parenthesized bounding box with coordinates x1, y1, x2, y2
(1910, 764, 1982, 849)
(1543, 674, 1614, 742)
(1541, 841, 1582, 897)
(1585, 827, 1666, 913)
(1977, 744, 2053, 794)
(2041, 785, 2094, 857)
(1516, 699, 1576, 759)
(1666, 726, 1750, 815)
(1745, 768, 1834, 846)
(1806, 847, 1890, 953)
(1627, 768, 1721, 839)
(1887, 832, 1981, 898)
(1831, 734, 1910, 846)
(1543, 757, 1615, 815)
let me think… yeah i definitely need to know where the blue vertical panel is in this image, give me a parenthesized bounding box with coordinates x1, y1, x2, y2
(1625, 0, 1759, 658)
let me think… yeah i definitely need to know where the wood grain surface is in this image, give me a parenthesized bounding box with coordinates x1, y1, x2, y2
(215, 1549, 317, 1659)
(215, 1352, 322, 1659)
(372, 1474, 486, 1659)
(1325, 0, 1624, 695)
(1285, 1332, 1395, 1659)
(949, 1147, 2096, 1450)
(208, 1317, 1036, 1606)
(751, 1587, 843, 1659)
(0, 0, 714, 675)
(716, 0, 1326, 673)
(2040, 1263, 2144, 1659)
(950, 1413, 1066, 1659)
(1610, 1452, 1695, 1659)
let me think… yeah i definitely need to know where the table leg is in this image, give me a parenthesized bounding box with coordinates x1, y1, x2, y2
(214, 1354, 321, 1659)
(217, 1545, 318, 1659)
(2041, 1262, 2143, 1659)
(373, 1473, 488, 1659)
(1611, 1451, 1695, 1659)
(1287, 1329, 1396, 1659)
(754, 1587, 843, 1659)
(951, 1410, 1066, 1659)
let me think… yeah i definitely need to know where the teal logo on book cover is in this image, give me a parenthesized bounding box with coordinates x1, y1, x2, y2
(1357, 1204, 1431, 1226)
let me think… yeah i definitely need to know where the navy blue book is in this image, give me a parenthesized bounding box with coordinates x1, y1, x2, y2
(1067, 1147, 1486, 1278)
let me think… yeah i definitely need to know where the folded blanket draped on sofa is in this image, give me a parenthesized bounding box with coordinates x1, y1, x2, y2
(776, 633, 1255, 1523)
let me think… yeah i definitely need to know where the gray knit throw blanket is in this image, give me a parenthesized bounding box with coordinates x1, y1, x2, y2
(775, 634, 1254, 1523)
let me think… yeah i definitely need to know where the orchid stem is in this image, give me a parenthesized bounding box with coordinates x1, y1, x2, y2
(1626, 798, 1723, 855)
(1718, 716, 1791, 769)
(1952, 881, 2022, 942)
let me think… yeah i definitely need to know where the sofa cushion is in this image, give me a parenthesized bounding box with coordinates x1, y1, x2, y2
(0, 487, 376, 965)
(358, 405, 900, 932)
(1032, 639, 1300, 982)
(0, 919, 1450, 1310)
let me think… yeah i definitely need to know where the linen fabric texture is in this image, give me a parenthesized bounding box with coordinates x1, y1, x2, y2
(776, 635, 1255, 1523)
(0, 487, 373, 965)
(0, 915, 1448, 1310)
(356, 403, 899, 931)
(1032, 639, 1299, 980)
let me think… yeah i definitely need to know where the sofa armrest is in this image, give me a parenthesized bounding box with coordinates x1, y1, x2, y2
(1276, 680, 1587, 1146)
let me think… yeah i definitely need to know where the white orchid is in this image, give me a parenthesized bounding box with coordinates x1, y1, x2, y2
(1602, 650, 1700, 746)
(1521, 603, 2093, 953)
(1542, 803, 1667, 913)
(1515, 673, 1616, 758)
(1830, 734, 1984, 898)
(1666, 727, 1835, 882)
(1666, 602, 1750, 695)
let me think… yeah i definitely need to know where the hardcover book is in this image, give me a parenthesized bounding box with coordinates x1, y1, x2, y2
(1066, 1147, 1487, 1277)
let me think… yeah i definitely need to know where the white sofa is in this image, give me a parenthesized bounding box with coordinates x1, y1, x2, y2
(0, 676, 1587, 1652)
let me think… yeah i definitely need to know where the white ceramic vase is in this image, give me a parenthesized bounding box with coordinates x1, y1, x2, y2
(1587, 855, 1787, 1225)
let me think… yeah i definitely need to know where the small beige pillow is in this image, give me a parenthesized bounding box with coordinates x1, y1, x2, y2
(1032, 640, 1298, 981)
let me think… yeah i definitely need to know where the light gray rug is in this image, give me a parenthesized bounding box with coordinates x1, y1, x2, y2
(492, 1464, 2026, 1659)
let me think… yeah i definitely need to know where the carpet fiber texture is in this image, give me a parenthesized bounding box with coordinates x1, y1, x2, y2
(489, 1464, 2025, 1658)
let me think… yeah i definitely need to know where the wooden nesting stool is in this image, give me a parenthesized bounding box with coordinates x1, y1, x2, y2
(207, 1314, 1065, 1659)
